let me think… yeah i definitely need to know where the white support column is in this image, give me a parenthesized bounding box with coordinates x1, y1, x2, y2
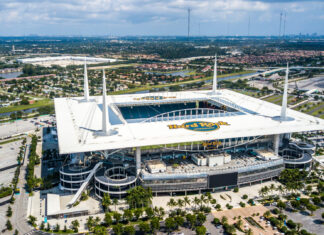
(273, 134, 280, 155)
(280, 63, 289, 120)
(136, 147, 141, 175)
(84, 57, 90, 101)
(212, 54, 217, 93)
(102, 69, 110, 135)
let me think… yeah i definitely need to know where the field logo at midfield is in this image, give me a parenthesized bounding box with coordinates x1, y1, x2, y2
(167, 121, 229, 132)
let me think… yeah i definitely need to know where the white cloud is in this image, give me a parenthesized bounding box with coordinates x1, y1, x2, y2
(0, 0, 322, 35)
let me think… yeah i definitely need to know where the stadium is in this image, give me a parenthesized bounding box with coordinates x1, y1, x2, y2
(55, 59, 324, 205)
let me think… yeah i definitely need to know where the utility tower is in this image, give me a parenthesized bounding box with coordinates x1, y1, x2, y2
(283, 12, 287, 37)
(248, 16, 250, 36)
(279, 12, 283, 37)
(187, 8, 191, 40)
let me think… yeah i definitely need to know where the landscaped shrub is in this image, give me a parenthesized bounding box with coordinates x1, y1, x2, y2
(242, 194, 248, 200)
(239, 202, 246, 207)
(0, 187, 13, 198)
(286, 219, 296, 229)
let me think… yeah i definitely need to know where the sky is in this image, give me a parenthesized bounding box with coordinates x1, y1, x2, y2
(0, 0, 323, 36)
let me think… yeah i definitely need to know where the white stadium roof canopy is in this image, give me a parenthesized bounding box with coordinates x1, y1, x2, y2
(54, 89, 324, 154)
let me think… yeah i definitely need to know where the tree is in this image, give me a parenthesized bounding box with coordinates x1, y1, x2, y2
(306, 203, 317, 216)
(14, 229, 19, 235)
(145, 207, 154, 219)
(126, 186, 152, 209)
(247, 228, 253, 235)
(113, 198, 118, 211)
(93, 226, 106, 235)
(28, 215, 37, 226)
(102, 193, 111, 212)
(46, 223, 51, 231)
(165, 217, 176, 232)
(174, 216, 185, 227)
(123, 209, 133, 222)
(112, 223, 123, 235)
(184, 196, 191, 208)
(71, 220, 80, 232)
(6, 220, 12, 231)
(124, 225, 135, 235)
(277, 200, 286, 211)
(113, 212, 122, 223)
(94, 216, 101, 226)
(177, 198, 184, 209)
(54, 224, 60, 232)
(263, 211, 271, 219)
(167, 198, 177, 211)
(186, 213, 196, 228)
(221, 216, 228, 224)
(139, 222, 150, 234)
(193, 197, 201, 210)
(277, 185, 285, 195)
(200, 194, 207, 207)
(134, 208, 143, 221)
(6, 206, 12, 217)
(236, 219, 243, 230)
(279, 169, 305, 193)
(150, 217, 160, 233)
(104, 212, 112, 226)
(196, 213, 206, 226)
(196, 225, 207, 235)
(86, 216, 94, 231)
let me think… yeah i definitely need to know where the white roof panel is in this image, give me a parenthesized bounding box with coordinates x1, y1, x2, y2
(54, 89, 324, 154)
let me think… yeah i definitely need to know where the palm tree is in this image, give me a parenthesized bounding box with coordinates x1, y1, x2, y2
(86, 216, 94, 231)
(71, 220, 80, 233)
(193, 197, 201, 210)
(296, 222, 302, 232)
(205, 192, 213, 207)
(94, 216, 101, 226)
(200, 194, 207, 207)
(183, 196, 191, 209)
(158, 207, 165, 219)
(177, 199, 184, 210)
(221, 216, 228, 225)
(270, 184, 276, 195)
(236, 219, 243, 230)
(113, 198, 118, 212)
(277, 185, 285, 196)
(102, 193, 111, 212)
(167, 198, 177, 211)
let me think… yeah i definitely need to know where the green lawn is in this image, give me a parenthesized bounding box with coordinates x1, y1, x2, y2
(109, 70, 255, 95)
(0, 99, 53, 114)
(234, 90, 263, 98)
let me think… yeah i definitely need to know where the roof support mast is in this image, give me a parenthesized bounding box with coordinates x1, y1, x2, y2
(212, 54, 217, 93)
(102, 69, 110, 135)
(84, 57, 90, 101)
(280, 63, 289, 120)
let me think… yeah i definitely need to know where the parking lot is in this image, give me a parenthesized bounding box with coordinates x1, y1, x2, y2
(0, 115, 55, 139)
(266, 205, 324, 235)
(0, 140, 23, 186)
